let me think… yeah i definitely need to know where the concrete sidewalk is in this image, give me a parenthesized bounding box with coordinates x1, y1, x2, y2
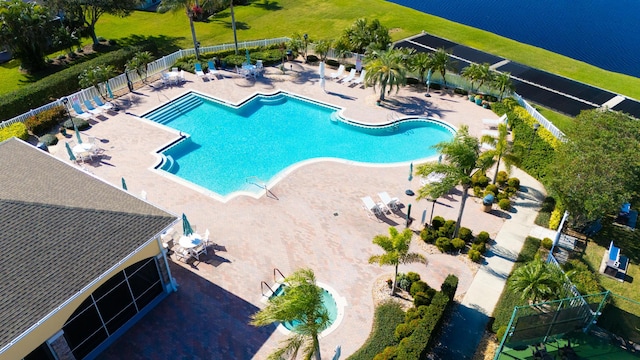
(432, 168, 547, 359)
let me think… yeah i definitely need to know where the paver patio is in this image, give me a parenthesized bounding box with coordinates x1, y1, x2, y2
(49, 63, 523, 359)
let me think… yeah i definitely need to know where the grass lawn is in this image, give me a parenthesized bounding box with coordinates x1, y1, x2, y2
(534, 105, 575, 134)
(2, 0, 640, 101)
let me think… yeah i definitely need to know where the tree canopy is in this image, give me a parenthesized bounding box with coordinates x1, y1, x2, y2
(339, 18, 391, 54)
(364, 48, 408, 102)
(546, 110, 640, 226)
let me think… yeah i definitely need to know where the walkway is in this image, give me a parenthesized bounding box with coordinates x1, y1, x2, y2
(431, 168, 546, 359)
(395, 33, 640, 118)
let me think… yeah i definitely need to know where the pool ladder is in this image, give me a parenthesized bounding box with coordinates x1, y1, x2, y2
(261, 281, 275, 297)
(246, 176, 279, 200)
(261, 268, 287, 297)
(274, 268, 286, 283)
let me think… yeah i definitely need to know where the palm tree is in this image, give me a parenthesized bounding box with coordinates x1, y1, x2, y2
(480, 123, 521, 184)
(78, 64, 116, 99)
(410, 51, 433, 89)
(313, 39, 332, 62)
(250, 268, 329, 360)
(126, 51, 154, 84)
(364, 49, 408, 102)
(508, 259, 565, 303)
(369, 227, 426, 294)
(431, 48, 454, 88)
(461, 63, 481, 93)
(416, 126, 493, 238)
(493, 71, 515, 100)
(474, 63, 492, 93)
(158, 0, 214, 60)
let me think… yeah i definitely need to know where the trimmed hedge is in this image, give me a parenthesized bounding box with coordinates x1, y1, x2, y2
(0, 43, 157, 122)
(347, 300, 406, 360)
(0, 122, 29, 142)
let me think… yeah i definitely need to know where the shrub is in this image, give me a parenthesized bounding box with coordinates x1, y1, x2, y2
(409, 280, 431, 297)
(473, 185, 484, 197)
(441, 274, 459, 300)
(564, 259, 602, 294)
(496, 171, 509, 187)
(431, 216, 445, 230)
(406, 272, 421, 283)
(439, 220, 456, 238)
(63, 117, 90, 130)
(498, 198, 511, 210)
(435, 237, 452, 253)
(405, 307, 421, 323)
(413, 289, 436, 307)
(451, 238, 466, 251)
(541, 196, 557, 213)
(306, 54, 319, 63)
(504, 186, 518, 197)
(471, 242, 486, 254)
(549, 208, 563, 230)
(420, 227, 438, 244)
(394, 323, 414, 341)
(396, 272, 419, 292)
(468, 249, 482, 262)
(496, 325, 508, 342)
(0, 122, 29, 141)
(24, 106, 67, 136)
(458, 227, 473, 241)
(496, 192, 509, 201)
(476, 231, 490, 244)
(507, 177, 520, 190)
(486, 184, 499, 195)
(349, 300, 406, 360)
(472, 172, 490, 188)
(395, 292, 451, 359)
(326, 58, 340, 67)
(397, 277, 411, 292)
(373, 345, 397, 360)
(541, 237, 553, 250)
(39, 133, 58, 146)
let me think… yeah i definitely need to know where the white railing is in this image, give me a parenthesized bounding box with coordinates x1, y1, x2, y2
(514, 92, 565, 141)
(0, 38, 290, 128)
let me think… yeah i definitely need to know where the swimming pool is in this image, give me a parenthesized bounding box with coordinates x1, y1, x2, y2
(144, 91, 455, 198)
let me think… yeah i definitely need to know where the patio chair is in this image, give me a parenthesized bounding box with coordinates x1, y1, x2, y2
(174, 246, 192, 262)
(93, 95, 114, 111)
(87, 136, 103, 155)
(83, 99, 103, 115)
(202, 228, 214, 249)
(340, 69, 356, 83)
(330, 64, 345, 80)
(482, 114, 507, 128)
(194, 62, 206, 80)
(352, 69, 367, 85)
(71, 101, 93, 120)
(361, 196, 383, 218)
(378, 191, 400, 211)
(207, 60, 220, 79)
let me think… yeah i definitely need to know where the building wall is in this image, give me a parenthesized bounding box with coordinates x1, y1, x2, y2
(1, 240, 163, 360)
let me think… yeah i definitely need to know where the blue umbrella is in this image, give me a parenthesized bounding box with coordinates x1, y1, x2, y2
(182, 213, 194, 236)
(245, 49, 251, 65)
(408, 162, 413, 181)
(65, 142, 76, 161)
(73, 121, 82, 144)
(121, 177, 128, 191)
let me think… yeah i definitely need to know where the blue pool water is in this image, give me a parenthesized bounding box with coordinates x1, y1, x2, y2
(144, 92, 453, 197)
(270, 286, 338, 332)
(389, 0, 640, 77)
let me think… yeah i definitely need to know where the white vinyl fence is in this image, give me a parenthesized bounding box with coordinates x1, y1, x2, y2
(0, 37, 290, 128)
(513, 93, 565, 141)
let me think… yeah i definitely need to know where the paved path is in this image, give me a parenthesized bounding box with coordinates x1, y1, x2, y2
(432, 168, 547, 359)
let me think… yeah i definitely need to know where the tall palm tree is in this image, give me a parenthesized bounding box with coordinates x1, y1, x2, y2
(508, 259, 565, 303)
(410, 51, 433, 88)
(493, 71, 515, 100)
(461, 63, 481, 93)
(369, 227, 426, 295)
(480, 123, 521, 184)
(474, 63, 493, 92)
(250, 268, 329, 360)
(364, 49, 407, 102)
(431, 47, 454, 88)
(126, 51, 154, 84)
(78, 64, 116, 99)
(158, 0, 214, 60)
(313, 39, 332, 62)
(416, 126, 493, 238)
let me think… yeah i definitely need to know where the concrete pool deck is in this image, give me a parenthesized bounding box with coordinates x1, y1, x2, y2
(47, 63, 542, 359)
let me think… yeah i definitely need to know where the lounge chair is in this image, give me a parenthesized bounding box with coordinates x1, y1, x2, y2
(93, 96, 114, 111)
(330, 64, 345, 80)
(83, 99, 102, 115)
(378, 192, 400, 211)
(207, 60, 220, 78)
(340, 69, 356, 83)
(194, 62, 206, 80)
(362, 196, 383, 218)
(482, 114, 507, 128)
(71, 101, 93, 120)
(352, 69, 366, 85)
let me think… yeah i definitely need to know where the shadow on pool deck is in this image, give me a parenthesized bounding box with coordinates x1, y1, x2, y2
(97, 261, 276, 360)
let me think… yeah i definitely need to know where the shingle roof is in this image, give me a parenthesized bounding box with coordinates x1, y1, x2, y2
(0, 138, 178, 350)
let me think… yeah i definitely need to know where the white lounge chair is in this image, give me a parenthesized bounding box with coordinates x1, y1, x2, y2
(71, 101, 93, 120)
(362, 196, 383, 218)
(378, 192, 400, 211)
(482, 114, 507, 128)
(83, 99, 102, 116)
(330, 64, 345, 80)
(93, 96, 114, 111)
(194, 62, 207, 80)
(340, 69, 356, 83)
(420, 172, 446, 186)
(352, 69, 366, 85)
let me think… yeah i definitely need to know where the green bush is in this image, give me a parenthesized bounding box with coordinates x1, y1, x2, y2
(39, 133, 58, 146)
(496, 171, 509, 187)
(496, 325, 508, 342)
(496, 192, 508, 201)
(458, 227, 473, 241)
(435, 237, 452, 253)
(24, 106, 67, 136)
(0, 43, 156, 121)
(373, 345, 397, 360)
(473, 185, 484, 197)
(420, 227, 438, 244)
(507, 177, 520, 190)
(409, 280, 431, 297)
(498, 198, 511, 210)
(476, 231, 490, 244)
(472, 172, 490, 188)
(306, 54, 319, 63)
(451, 238, 466, 251)
(468, 249, 482, 262)
(394, 323, 414, 342)
(471, 242, 487, 254)
(541, 237, 553, 250)
(63, 117, 90, 130)
(439, 220, 456, 238)
(483, 190, 496, 199)
(486, 184, 499, 195)
(504, 186, 518, 197)
(395, 292, 451, 359)
(0, 122, 29, 141)
(406, 272, 421, 283)
(431, 216, 445, 230)
(413, 289, 436, 307)
(348, 300, 406, 360)
(540, 196, 557, 213)
(440, 275, 459, 300)
(563, 259, 602, 295)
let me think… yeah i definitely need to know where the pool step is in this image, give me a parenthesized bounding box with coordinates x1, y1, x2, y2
(147, 94, 203, 124)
